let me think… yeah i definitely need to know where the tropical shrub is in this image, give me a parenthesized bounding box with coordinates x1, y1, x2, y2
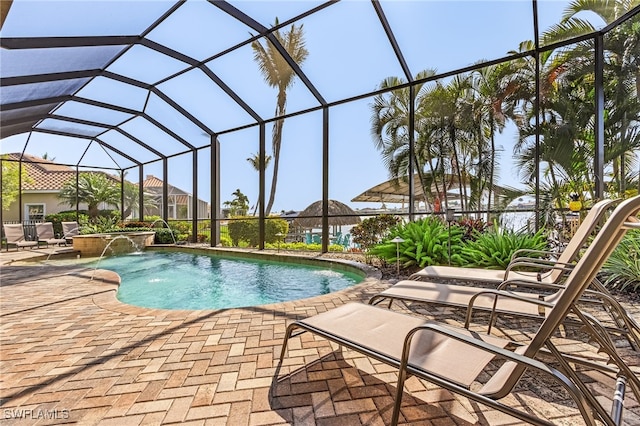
(122, 221, 149, 229)
(227, 217, 289, 246)
(154, 229, 177, 244)
(220, 234, 233, 247)
(45, 211, 89, 235)
(350, 214, 401, 252)
(457, 224, 548, 269)
(370, 216, 465, 268)
(600, 230, 640, 292)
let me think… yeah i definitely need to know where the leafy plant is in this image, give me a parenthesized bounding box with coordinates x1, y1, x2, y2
(370, 217, 465, 268)
(457, 224, 548, 269)
(456, 217, 489, 241)
(227, 216, 289, 246)
(600, 230, 640, 292)
(350, 214, 401, 252)
(220, 234, 233, 247)
(79, 215, 120, 234)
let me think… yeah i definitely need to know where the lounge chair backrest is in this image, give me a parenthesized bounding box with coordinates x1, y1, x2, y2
(547, 198, 615, 282)
(36, 222, 56, 240)
(3, 224, 27, 243)
(481, 195, 640, 398)
(61, 221, 79, 238)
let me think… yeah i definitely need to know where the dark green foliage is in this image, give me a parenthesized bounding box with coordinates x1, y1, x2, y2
(101, 226, 176, 244)
(154, 229, 177, 244)
(45, 211, 89, 235)
(265, 218, 289, 244)
(122, 221, 149, 229)
(601, 230, 640, 292)
(457, 225, 548, 269)
(227, 217, 289, 246)
(45, 210, 119, 235)
(370, 217, 465, 268)
(350, 214, 401, 251)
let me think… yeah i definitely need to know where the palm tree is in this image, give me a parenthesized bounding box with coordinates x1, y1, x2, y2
(542, 0, 640, 194)
(120, 180, 158, 220)
(370, 70, 438, 210)
(419, 75, 475, 211)
(58, 173, 120, 220)
(252, 19, 308, 215)
(246, 153, 271, 215)
(471, 62, 520, 215)
(223, 189, 249, 217)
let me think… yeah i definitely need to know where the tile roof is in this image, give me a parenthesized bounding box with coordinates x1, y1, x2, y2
(143, 174, 187, 195)
(4, 153, 120, 191)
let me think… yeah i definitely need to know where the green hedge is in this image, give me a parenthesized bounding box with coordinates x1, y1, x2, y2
(227, 217, 288, 247)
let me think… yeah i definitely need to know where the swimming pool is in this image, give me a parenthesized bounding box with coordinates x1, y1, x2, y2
(88, 250, 364, 310)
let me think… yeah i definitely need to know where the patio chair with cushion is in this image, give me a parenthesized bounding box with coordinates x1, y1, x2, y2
(2, 223, 38, 251)
(35, 222, 68, 247)
(408, 198, 616, 284)
(61, 221, 80, 244)
(277, 195, 640, 426)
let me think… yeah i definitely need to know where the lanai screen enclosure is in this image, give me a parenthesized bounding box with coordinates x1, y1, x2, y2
(1, 0, 639, 250)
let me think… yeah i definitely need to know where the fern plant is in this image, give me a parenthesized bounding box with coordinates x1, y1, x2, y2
(458, 225, 548, 269)
(601, 230, 640, 292)
(370, 217, 465, 268)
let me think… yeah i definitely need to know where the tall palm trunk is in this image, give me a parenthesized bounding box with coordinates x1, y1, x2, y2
(450, 124, 465, 211)
(265, 113, 285, 215)
(487, 118, 496, 220)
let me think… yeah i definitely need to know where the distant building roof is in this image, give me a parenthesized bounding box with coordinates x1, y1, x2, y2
(4, 153, 119, 191)
(142, 174, 188, 196)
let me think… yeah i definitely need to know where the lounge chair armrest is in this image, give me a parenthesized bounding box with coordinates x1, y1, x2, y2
(464, 289, 555, 330)
(400, 323, 596, 424)
(503, 260, 575, 281)
(497, 279, 566, 292)
(508, 257, 575, 268)
(509, 248, 558, 261)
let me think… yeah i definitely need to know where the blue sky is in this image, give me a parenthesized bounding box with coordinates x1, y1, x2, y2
(1, 1, 587, 213)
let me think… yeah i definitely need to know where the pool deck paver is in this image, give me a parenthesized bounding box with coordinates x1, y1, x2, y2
(1, 247, 639, 425)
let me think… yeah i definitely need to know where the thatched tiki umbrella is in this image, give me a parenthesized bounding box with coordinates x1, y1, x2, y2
(295, 199, 361, 230)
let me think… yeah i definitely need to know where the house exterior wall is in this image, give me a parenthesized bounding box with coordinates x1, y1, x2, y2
(2, 192, 115, 222)
(3, 193, 65, 222)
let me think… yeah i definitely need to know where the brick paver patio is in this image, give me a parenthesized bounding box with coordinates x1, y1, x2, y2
(1, 247, 639, 425)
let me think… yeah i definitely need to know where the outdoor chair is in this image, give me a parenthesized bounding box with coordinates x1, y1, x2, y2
(369, 198, 639, 348)
(35, 222, 68, 247)
(408, 198, 616, 284)
(2, 223, 38, 251)
(61, 221, 80, 243)
(277, 195, 640, 426)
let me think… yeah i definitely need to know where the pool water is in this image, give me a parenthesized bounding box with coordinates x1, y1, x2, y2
(88, 251, 363, 310)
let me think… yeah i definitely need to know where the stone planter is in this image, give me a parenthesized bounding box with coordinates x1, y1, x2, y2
(72, 232, 156, 257)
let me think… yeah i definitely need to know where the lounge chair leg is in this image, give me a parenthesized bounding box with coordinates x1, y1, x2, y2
(279, 323, 298, 361)
(391, 367, 407, 426)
